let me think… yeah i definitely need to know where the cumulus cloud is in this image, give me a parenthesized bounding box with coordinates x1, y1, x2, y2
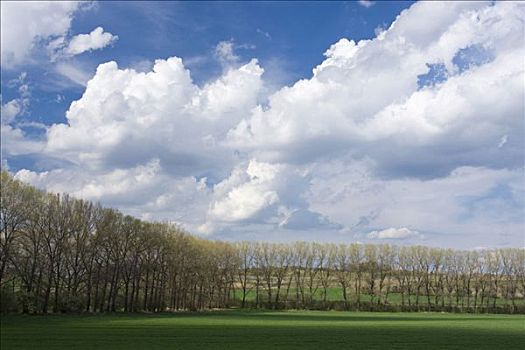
(226, 1, 524, 179)
(367, 227, 421, 240)
(209, 160, 281, 222)
(16, 56, 269, 232)
(5, 2, 524, 247)
(15, 159, 211, 228)
(63, 27, 118, 57)
(1, 124, 45, 157)
(45, 57, 263, 174)
(0, 1, 117, 94)
(198, 159, 340, 234)
(0, 1, 82, 67)
(48, 26, 118, 62)
(1, 99, 22, 125)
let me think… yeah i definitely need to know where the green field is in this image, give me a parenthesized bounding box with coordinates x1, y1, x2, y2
(2, 311, 524, 350)
(232, 287, 525, 306)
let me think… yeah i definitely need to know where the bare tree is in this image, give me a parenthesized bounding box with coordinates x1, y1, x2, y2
(1, 172, 523, 315)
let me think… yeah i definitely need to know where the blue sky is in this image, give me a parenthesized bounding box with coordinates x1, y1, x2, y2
(1, 1, 524, 249)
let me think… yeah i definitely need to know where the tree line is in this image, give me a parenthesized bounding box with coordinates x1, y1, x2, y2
(1, 171, 524, 314)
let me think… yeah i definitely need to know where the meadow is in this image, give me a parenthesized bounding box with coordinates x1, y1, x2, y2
(2, 310, 524, 350)
(231, 287, 525, 307)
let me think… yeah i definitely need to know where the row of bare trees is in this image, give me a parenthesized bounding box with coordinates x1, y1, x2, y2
(1, 171, 524, 314)
(238, 242, 524, 313)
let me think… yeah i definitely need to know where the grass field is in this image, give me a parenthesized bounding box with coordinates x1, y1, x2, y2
(2, 311, 524, 350)
(232, 287, 525, 306)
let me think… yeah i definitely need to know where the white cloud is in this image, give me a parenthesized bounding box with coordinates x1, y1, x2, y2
(55, 62, 91, 86)
(14, 159, 211, 228)
(498, 135, 508, 148)
(307, 160, 524, 247)
(0, 1, 81, 68)
(15, 56, 267, 233)
(215, 40, 239, 65)
(0, 1, 116, 93)
(226, 2, 524, 178)
(256, 28, 271, 39)
(6, 2, 524, 248)
(199, 159, 339, 234)
(1, 100, 22, 125)
(1, 73, 45, 157)
(64, 27, 118, 57)
(367, 227, 421, 240)
(129, 59, 154, 73)
(45, 57, 263, 173)
(214, 39, 255, 68)
(209, 160, 280, 222)
(1, 125, 46, 157)
(55, 62, 93, 86)
(374, 24, 386, 37)
(358, 0, 375, 8)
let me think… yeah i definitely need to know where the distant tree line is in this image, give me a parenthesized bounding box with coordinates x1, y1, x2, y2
(1, 171, 524, 314)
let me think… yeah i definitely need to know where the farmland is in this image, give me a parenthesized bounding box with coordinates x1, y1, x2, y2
(230, 287, 525, 308)
(2, 310, 524, 350)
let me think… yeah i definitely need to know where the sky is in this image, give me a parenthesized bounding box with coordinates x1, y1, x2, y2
(1, 1, 524, 249)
